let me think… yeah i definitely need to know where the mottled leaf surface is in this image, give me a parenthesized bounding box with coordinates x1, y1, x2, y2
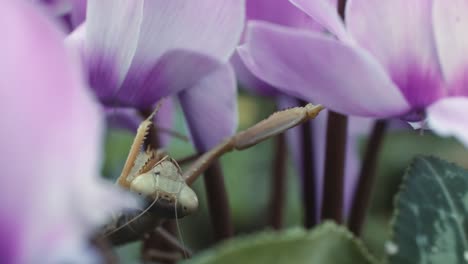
(389, 156, 468, 263)
(183, 222, 376, 264)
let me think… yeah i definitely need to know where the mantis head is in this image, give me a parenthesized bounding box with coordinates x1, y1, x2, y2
(130, 159, 199, 218)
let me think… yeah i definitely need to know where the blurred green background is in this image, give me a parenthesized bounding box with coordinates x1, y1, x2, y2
(102, 92, 468, 262)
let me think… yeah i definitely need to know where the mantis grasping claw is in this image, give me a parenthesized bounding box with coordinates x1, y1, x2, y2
(103, 101, 324, 246)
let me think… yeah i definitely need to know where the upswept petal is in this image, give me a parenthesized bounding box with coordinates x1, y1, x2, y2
(230, 53, 279, 97)
(433, 0, 468, 96)
(0, 1, 136, 262)
(84, 0, 143, 101)
(239, 21, 410, 117)
(178, 64, 238, 152)
(427, 97, 468, 148)
(347, 0, 444, 107)
(122, 0, 244, 96)
(247, 0, 318, 30)
(116, 50, 221, 108)
(289, 0, 350, 41)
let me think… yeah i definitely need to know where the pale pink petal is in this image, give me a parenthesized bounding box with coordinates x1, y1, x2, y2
(0, 1, 135, 262)
(427, 97, 468, 147)
(347, 0, 444, 107)
(32, 0, 72, 17)
(239, 22, 410, 117)
(70, 0, 86, 27)
(179, 64, 238, 151)
(230, 53, 279, 96)
(84, 0, 143, 99)
(289, 0, 350, 41)
(116, 50, 221, 108)
(122, 0, 244, 94)
(246, 0, 318, 30)
(433, 0, 468, 96)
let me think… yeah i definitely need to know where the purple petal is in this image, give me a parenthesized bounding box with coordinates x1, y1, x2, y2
(427, 97, 468, 147)
(116, 50, 221, 108)
(179, 64, 238, 152)
(122, 0, 244, 99)
(0, 1, 136, 262)
(347, 0, 444, 108)
(433, 0, 468, 96)
(70, 0, 86, 27)
(83, 0, 143, 101)
(239, 21, 410, 117)
(288, 0, 350, 41)
(33, 0, 72, 17)
(246, 0, 319, 30)
(236, 0, 324, 97)
(105, 107, 142, 132)
(105, 98, 175, 147)
(230, 53, 279, 97)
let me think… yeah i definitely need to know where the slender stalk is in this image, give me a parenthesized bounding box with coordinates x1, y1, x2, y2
(338, 0, 346, 18)
(348, 120, 387, 235)
(203, 161, 234, 240)
(269, 132, 287, 229)
(321, 111, 348, 223)
(299, 101, 317, 228)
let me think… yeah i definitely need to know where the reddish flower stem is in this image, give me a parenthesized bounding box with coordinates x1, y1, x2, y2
(269, 132, 287, 229)
(348, 120, 387, 235)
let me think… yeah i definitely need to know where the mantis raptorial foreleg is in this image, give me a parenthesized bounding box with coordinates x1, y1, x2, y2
(105, 101, 198, 245)
(184, 103, 324, 185)
(104, 103, 324, 246)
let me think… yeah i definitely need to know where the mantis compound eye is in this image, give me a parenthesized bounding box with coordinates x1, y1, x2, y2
(149, 185, 199, 218)
(177, 185, 199, 216)
(129, 173, 158, 196)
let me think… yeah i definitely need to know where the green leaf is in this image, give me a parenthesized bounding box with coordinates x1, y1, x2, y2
(183, 222, 377, 264)
(389, 156, 468, 263)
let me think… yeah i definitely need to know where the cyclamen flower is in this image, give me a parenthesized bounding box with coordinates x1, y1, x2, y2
(233, 0, 371, 219)
(67, 0, 245, 151)
(0, 1, 135, 263)
(239, 0, 468, 147)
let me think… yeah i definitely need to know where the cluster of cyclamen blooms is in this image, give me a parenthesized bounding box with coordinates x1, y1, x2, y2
(3, 0, 468, 262)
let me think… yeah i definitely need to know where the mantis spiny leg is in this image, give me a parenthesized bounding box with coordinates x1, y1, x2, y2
(116, 102, 163, 188)
(184, 103, 324, 185)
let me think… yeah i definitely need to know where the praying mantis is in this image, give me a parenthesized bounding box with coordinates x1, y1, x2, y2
(103, 101, 324, 248)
